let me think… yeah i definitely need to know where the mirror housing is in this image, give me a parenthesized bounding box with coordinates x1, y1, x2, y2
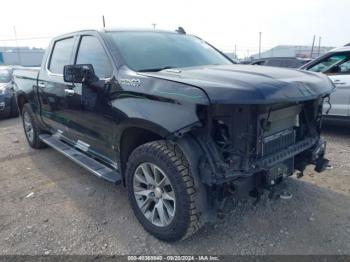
(63, 64, 97, 84)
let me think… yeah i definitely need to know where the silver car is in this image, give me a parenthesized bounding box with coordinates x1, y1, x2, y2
(300, 45, 350, 119)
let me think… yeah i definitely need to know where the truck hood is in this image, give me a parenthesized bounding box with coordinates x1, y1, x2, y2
(140, 65, 335, 104)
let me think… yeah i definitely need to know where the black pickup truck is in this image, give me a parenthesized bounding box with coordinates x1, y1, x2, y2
(14, 28, 334, 241)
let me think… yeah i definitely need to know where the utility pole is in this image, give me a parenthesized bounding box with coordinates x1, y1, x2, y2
(234, 44, 237, 59)
(102, 15, 106, 28)
(310, 35, 316, 58)
(318, 36, 322, 56)
(152, 23, 157, 30)
(258, 32, 262, 59)
(13, 26, 22, 65)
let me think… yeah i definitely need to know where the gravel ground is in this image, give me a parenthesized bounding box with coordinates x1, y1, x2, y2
(0, 117, 350, 255)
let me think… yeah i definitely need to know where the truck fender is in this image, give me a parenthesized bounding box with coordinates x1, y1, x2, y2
(175, 135, 211, 225)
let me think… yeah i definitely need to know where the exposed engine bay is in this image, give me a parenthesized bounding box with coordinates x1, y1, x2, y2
(194, 98, 329, 209)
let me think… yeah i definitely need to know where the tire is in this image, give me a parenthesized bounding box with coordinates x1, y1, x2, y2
(126, 140, 202, 242)
(22, 103, 46, 149)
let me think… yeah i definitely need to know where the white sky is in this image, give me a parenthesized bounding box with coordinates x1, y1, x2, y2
(1, 0, 349, 58)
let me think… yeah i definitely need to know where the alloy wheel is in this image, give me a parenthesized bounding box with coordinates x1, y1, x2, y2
(23, 111, 34, 143)
(133, 162, 176, 227)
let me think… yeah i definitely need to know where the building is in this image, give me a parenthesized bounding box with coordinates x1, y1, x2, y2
(0, 46, 45, 67)
(251, 45, 334, 60)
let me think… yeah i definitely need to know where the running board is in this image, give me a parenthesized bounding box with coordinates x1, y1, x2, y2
(39, 134, 121, 184)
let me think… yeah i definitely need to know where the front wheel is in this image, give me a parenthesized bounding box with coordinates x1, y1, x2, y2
(126, 140, 203, 241)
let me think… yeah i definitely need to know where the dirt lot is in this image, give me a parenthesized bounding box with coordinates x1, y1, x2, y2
(0, 117, 350, 255)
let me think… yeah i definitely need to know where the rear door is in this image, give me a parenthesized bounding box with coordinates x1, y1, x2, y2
(307, 52, 350, 117)
(38, 36, 78, 138)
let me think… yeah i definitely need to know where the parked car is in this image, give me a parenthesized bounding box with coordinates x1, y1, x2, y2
(14, 29, 333, 241)
(251, 57, 311, 68)
(0, 66, 19, 118)
(300, 46, 350, 119)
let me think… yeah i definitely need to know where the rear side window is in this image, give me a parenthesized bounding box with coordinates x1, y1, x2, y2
(49, 37, 75, 74)
(266, 59, 282, 67)
(252, 60, 266, 65)
(76, 36, 112, 78)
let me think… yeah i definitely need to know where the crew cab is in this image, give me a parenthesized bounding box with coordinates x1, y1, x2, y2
(14, 28, 334, 241)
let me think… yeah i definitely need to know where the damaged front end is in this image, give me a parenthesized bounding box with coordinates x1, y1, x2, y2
(192, 97, 329, 212)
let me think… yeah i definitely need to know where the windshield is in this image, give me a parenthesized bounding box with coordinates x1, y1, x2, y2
(0, 69, 12, 83)
(108, 31, 232, 71)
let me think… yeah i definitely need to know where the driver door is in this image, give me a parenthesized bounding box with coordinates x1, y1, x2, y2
(324, 58, 350, 117)
(66, 34, 117, 161)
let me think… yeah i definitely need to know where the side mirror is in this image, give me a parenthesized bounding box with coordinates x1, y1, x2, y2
(63, 64, 97, 84)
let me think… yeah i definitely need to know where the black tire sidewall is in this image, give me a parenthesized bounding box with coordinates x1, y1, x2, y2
(22, 104, 42, 148)
(126, 142, 191, 241)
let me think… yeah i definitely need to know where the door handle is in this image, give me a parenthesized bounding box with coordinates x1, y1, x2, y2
(38, 82, 46, 88)
(333, 80, 346, 85)
(64, 89, 75, 96)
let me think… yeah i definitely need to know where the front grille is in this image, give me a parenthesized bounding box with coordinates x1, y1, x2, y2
(261, 129, 295, 157)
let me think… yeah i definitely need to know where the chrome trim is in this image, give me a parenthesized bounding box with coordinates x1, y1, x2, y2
(76, 140, 90, 152)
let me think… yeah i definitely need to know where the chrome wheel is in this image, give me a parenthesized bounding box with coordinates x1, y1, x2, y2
(23, 111, 34, 143)
(133, 162, 176, 227)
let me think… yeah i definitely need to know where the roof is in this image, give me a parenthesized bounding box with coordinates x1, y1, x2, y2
(103, 28, 178, 34)
(51, 28, 184, 42)
(329, 46, 350, 53)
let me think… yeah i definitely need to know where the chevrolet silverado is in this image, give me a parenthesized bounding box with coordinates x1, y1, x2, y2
(14, 28, 334, 241)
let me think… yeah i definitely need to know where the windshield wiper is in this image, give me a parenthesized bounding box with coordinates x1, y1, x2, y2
(138, 66, 176, 72)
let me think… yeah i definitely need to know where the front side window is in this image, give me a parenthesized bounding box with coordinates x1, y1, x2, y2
(0, 69, 11, 83)
(337, 60, 350, 74)
(308, 53, 349, 73)
(324, 59, 350, 75)
(108, 31, 232, 72)
(76, 36, 112, 78)
(49, 37, 75, 74)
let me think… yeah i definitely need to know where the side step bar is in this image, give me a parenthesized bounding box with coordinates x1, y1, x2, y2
(39, 134, 121, 184)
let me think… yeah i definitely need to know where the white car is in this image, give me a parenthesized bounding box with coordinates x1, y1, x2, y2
(300, 45, 350, 119)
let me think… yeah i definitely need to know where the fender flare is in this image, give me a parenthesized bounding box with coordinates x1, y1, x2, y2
(116, 118, 171, 149)
(175, 135, 211, 224)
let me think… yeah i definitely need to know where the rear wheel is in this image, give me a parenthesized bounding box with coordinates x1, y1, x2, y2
(22, 104, 46, 149)
(126, 140, 203, 241)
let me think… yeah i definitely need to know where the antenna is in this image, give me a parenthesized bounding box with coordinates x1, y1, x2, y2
(102, 15, 106, 28)
(176, 27, 186, 34)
